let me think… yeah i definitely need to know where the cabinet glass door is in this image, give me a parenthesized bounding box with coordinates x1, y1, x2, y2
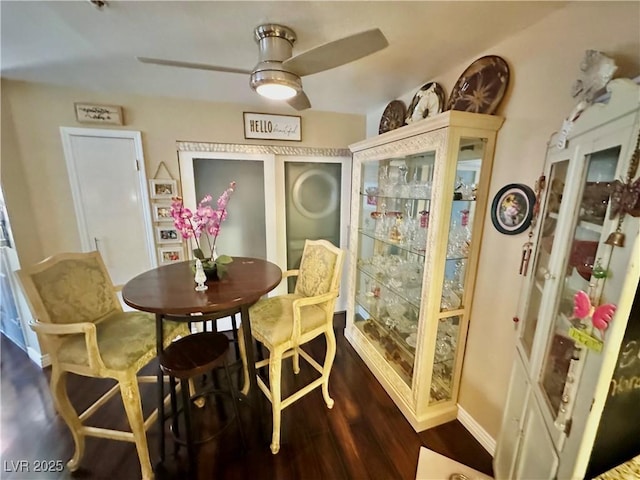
(430, 137, 484, 403)
(354, 152, 436, 387)
(520, 160, 570, 359)
(538, 146, 621, 442)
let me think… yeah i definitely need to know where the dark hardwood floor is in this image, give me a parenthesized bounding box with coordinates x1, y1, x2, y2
(1, 329, 493, 480)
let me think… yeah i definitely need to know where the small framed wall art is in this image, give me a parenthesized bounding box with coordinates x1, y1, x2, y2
(74, 103, 124, 125)
(491, 183, 536, 235)
(243, 112, 301, 141)
(155, 226, 179, 244)
(152, 203, 173, 222)
(158, 246, 184, 265)
(149, 179, 177, 200)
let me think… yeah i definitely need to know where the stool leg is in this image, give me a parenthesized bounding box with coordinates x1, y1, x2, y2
(158, 366, 166, 463)
(180, 378, 195, 476)
(224, 360, 246, 449)
(169, 376, 180, 457)
(211, 369, 226, 420)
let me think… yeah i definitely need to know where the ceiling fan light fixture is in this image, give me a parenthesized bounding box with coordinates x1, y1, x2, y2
(250, 69, 301, 100)
(256, 83, 297, 100)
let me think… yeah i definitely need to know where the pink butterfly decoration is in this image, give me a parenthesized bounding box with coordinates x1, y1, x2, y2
(573, 290, 617, 332)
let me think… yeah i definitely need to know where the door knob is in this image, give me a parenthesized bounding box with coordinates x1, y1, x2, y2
(538, 267, 556, 280)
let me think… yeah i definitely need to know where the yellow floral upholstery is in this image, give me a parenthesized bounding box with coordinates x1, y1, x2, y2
(19, 251, 188, 480)
(294, 244, 338, 297)
(242, 239, 345, 455)
(249, 294, 326, 347)
(31, 258, 120, 324)
(58, 312, 184, 371)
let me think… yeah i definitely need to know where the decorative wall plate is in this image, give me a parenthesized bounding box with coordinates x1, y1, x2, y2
(490, 183, 535, 235)
(447, 55, 510, 114)
(405, 82, 446, 124)
(379, 100, 406, 134)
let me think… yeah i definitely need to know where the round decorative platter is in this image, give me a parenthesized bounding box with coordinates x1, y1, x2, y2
(405, 82, 446, 124)
(379, 100, 406, 134)
(447, 55, 510, 114)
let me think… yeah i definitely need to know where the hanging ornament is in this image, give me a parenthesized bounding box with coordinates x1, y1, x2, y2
(573, 290, 617, 335)
(609, 177, 640, 218)
(605, 131, 640, 247)
(568, 290, 617, 352)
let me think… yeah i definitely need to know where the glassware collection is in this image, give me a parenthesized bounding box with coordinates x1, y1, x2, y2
(354, 155, 480, 399)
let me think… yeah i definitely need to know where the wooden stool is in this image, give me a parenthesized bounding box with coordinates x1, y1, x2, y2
(159, 332, 245, 475)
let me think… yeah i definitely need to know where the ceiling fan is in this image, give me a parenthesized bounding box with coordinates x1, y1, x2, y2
(137, 24, 388, 111)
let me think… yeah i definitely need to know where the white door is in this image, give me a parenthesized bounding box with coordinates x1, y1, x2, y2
(60, 128, 156, 286)
(280, 156, 351, 310)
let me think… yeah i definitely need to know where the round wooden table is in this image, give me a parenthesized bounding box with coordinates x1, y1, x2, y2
(122, 257, 281, 316)
(122, 257, 282, 462)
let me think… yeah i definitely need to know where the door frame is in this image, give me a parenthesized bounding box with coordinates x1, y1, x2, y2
(176, 141, 353, 304)
(60, 127, 156, 266)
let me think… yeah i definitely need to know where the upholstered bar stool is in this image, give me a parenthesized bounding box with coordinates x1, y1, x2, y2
(159, 331, 245, 476)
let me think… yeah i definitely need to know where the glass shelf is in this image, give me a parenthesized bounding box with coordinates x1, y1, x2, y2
(355, 310, 414, 386)
(360, 191, 432, 203)
(358, 229, 428, 257)
(357, 265, 421, 310)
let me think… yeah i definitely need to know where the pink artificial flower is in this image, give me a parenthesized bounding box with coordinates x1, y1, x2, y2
(168, 182, 236, 259)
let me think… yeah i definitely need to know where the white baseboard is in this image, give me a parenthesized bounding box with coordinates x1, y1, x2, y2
(457, 406, 496, 456)
(28, 346, 50, 367)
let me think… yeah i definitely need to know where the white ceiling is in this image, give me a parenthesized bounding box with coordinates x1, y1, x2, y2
(0, 1, 568, 115)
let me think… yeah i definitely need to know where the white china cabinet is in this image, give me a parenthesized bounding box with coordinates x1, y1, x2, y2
(346, 111, 503, 431)
(494, 78, 640, 480)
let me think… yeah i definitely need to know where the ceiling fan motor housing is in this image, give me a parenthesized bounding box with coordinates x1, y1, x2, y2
(250, 24, 302, 95)
(254, 24, 296, 63)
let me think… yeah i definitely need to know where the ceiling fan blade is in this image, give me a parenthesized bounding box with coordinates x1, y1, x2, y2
(282, 28, 388, 77)
(137, 57, 252, 75)
(287, 91, 311, 111)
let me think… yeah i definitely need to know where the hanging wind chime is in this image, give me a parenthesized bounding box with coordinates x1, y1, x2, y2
(519, 174, 545, 276)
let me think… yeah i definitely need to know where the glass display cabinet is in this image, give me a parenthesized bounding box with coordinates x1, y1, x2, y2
(494, 78, 640, 480)
(346, 111, 503, 431)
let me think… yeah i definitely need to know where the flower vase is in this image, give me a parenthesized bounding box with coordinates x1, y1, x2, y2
(202, 261, 219, 281)
(191, 260, 219, 281)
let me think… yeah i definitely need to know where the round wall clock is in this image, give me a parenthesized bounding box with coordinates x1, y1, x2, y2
(379, 100, 406, 134)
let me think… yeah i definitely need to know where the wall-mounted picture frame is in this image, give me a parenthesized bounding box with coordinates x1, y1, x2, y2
(158, 245, 184, 265)
(74, 103, 123, 125)
(152, 202, 173, 222)
(491, 183, 536, 235)
(149, 179, 177, 200)
(243, 112, 301, 141)
(155, 225, 180, 244)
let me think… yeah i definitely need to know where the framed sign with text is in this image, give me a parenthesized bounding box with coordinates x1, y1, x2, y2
(243, 112, 301, 141)
(75, 103, 124, 125)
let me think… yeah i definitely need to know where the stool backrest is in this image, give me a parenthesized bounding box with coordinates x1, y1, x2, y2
(19, 251, 121, 325)
(294, 239, 344, 298)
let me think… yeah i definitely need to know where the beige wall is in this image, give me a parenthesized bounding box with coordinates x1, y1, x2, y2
(366, 1, 640, 442)
(0, 81, 364, 268)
